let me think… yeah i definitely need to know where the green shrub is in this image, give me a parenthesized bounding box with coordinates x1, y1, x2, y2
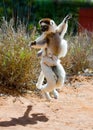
(0, 18, 40, 92)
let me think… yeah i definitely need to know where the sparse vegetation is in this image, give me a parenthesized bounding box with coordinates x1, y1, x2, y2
(0, 18, 93, 93)
(0, 18, 40, 92)
(62, 31, 93, 75)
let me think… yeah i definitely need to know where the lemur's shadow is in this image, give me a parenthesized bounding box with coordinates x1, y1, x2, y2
(0, 105, 48, 127)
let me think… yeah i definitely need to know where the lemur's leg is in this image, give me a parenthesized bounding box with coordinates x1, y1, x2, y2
(36, 70, 59, 99)
(55, 63, 66, 87)
(36, 56, 59, 100)
(36, 69, 56, 100)
(52, 63, 66, 99)
(36, 56, 58, 89)
(51, 64, 66, 99)
(40, 62, 57, 93)
(40, 57, 65, 100)
(36, 71, 44, 89)
(36, 70, 59, 100)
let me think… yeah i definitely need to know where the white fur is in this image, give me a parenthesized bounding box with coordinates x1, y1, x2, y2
(58, 39, 68, 58)
(40, 60, 66, 92)
(57, 16, 68, 38)
(33, 15, 69, 100)
(36, 57, 66, 100)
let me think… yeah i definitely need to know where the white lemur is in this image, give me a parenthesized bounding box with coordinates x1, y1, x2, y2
(30, 14, 71, 100)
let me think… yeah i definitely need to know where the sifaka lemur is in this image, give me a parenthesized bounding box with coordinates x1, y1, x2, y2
(30, 14, 71, 100)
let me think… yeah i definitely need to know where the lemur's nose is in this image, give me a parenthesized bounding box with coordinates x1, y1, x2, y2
(41, 25, 48, 32)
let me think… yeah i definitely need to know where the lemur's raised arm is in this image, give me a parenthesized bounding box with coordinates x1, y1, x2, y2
(56, 14, 72, 38)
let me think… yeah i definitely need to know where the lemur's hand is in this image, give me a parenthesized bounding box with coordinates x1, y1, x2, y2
(64, 14, 72, 23)
(29, 41, 36, 48)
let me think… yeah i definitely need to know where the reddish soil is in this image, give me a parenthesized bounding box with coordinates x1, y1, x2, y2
(0, 75, 93, 130)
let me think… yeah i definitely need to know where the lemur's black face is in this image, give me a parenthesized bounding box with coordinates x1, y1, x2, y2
(39, 19, 51, 32)
(41, 24, 49, 32)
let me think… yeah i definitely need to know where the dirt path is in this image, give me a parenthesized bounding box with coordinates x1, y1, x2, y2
(0, 76, 93, 130)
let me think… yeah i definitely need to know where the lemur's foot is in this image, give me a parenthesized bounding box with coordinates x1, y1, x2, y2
(44, 92, 52, 101)
(37, 50, 43, 57)
(53, 89, 59, 99)
(29, 41, 36, 48)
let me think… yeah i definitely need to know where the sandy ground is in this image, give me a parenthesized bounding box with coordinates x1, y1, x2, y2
(0, 75, 93, 130)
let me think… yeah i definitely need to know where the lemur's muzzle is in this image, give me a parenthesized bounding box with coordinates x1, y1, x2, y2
(41, 25, 49, 32)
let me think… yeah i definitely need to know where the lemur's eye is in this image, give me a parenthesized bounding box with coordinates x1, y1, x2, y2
(43, 25, 48, 29)
(41, 25, 48, 32)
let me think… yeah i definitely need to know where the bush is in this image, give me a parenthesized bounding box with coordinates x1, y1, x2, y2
(62, 31, 93, 75)
(0, 18, 40, 92)
(0, 18, 93, 94)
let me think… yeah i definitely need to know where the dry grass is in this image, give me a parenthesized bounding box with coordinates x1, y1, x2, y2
(0, 18, 40, 93)
(0, 18, 93, 94)
(62, 31, 93, 75)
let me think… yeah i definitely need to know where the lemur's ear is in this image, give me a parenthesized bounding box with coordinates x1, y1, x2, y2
(39, 20, 42, 25)
(50, 20, 54, 25)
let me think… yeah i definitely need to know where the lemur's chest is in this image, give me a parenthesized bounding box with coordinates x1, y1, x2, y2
(46, 32, 61, 56)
